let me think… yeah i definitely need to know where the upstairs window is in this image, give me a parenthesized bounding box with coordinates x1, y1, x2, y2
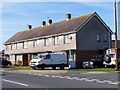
(33, 40, 40, 47)
(14, 44, 17, 49)
(23, 42, 28, 49)
(5, 45, 9, 51)
(64, 35, 70, 44)
(44, 38, 49, 46)
(97, 34, 101, 42)
(53, 36, 59, 45)
(103, 34, 107, 42)
(11, 44, 14, 50)
(17, 43, 20, 49)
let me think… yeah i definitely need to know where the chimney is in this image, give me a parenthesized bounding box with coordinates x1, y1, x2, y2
(28, 24, 32, 30)
(48, 19, 52, 25)
(66, 14, 71, 21)
(41, 21, 46, 27)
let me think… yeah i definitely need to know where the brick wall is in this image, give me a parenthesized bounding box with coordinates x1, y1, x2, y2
(76, 50, 101, 68)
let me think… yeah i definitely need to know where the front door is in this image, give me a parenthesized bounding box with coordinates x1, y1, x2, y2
(23, 54, 28, 66)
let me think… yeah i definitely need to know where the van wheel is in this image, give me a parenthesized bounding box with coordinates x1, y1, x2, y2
(52, 67, 56, 70)
(41, 64, 45, 70)
(60, 64, 65, 70)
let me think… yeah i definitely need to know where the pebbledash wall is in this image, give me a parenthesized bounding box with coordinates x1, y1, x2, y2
(4, 12, 112, 68)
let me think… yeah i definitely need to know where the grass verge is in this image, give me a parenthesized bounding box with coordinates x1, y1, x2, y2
(69, 68, 120, 72)
(1, 65, 120, 71)
(1, 65, 32, 70)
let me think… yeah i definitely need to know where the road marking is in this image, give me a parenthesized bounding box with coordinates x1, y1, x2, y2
(57, 76, 66, 79)
(2, 79, 29, 87)
(44, 75, 50, 77)
(28, 73, 31, 75)
(38, 74, 43, 76)
(51, 75, 58, 78)
(26, 73, 119, 85)
(65, 77, 74, 80)
(33, 73, 38, 75)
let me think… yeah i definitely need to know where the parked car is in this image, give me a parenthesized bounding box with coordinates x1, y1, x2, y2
(103, 54, 120, 68)
(82, 55, 104, 68)
(29, 53, 67, 70)
(0, 58, 12, 66)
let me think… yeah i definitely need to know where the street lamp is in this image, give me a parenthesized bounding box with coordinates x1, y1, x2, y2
(114, 0, 119, 71)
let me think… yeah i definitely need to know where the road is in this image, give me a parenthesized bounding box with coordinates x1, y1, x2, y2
(1, 70, 120, 89)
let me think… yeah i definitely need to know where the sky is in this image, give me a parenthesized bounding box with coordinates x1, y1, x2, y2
(1, 0, 120, 51)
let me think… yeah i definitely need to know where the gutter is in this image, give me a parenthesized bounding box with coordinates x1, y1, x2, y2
(4, 31, 76, 45)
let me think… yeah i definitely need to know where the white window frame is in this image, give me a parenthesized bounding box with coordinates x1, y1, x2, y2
(14, 43, 17, 49)
(11, 44, 14, 50)
(17, 43, 20, 49)
(10, 55, 15, 61)
(23, 42, 28, 49)
(54, 36, 59, 45)
(64, 35, 70, 44)
(33, 40, 40, 47)
(5, 45, 9, 51)
(44, 38, 49, 46)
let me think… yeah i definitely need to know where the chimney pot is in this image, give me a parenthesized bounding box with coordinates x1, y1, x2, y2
(48, 19, 52, 25)
(42, 21, 46, 27)
(66, 14, 71, 21)
(28, 24, 32, 30)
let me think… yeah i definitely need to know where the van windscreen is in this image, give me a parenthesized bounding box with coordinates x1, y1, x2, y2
(109, 54, 115, 58)
(39, 55, 43, 58)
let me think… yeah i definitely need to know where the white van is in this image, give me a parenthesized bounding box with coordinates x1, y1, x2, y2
(29, 53, 68, 69)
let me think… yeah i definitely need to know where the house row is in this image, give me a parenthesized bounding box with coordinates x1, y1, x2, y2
(4, 12, 112, 68)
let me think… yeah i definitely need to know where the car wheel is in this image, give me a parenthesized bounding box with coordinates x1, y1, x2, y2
(60, 64, 65, 70)
(52, 66, 56, 70)
(104, 55, 111, 63)
(41, 64, 45, 70)
(104, 65, 108, 68)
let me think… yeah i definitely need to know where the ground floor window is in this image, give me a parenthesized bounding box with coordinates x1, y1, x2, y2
(10, 55, 15, 61)
(31, 53, 38, 59)
(16, 55, 22, 62)
(69, 50, 75, 60)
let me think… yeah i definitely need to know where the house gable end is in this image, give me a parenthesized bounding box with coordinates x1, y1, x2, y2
(76, 13, 113, 34)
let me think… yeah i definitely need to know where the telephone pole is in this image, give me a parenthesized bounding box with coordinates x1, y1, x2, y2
(114, 0, 118, 71)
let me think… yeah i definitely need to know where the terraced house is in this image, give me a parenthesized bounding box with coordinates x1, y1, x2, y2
(4, 12, 112, 68)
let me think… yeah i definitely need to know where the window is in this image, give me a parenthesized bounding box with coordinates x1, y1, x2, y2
(33, 40, 40, 47)
(103, 34, 107, 42)
(31, 54, 38, 59)
(14, 44, 17, 49)
(15, 43, 20, 49)
(10, 55, 15, 61)
(44, 38, 49, 46)
(64, 35, 70, 44)
(45, 54, 51, 59)
(23, 42, 28, 49)
(53, 36, 59, 45)
(97, 34, 100, 42)
(11, 44, 14, 50)
(5, 45, 9, 51)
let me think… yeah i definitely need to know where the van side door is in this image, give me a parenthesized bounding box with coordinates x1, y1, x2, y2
(44, 54, 52, 65)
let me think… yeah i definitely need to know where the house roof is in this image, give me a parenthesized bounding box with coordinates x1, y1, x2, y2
(5, 12, 112, 44)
